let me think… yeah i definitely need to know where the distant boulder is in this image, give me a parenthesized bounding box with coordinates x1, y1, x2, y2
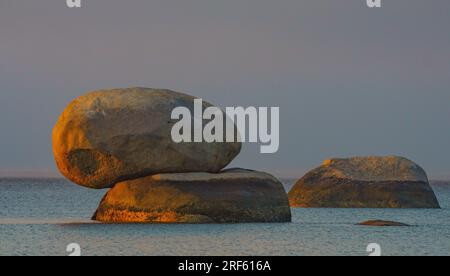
(289, 156, 440, 208)
(92, 169, 292, 223)
(52, 87, 241, 189)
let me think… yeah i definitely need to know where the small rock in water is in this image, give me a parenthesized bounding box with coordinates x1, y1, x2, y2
(357, 220, 410, 227)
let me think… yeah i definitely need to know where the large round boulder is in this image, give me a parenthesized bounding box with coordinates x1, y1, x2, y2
(92, 169, 292, 223)
(289, 156, 440, 208)
(52, 88, 241, 189)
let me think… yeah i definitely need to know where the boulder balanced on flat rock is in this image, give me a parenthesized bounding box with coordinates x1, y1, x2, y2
(52, 88, 241, 189)
(92, 169, 292, 223)
(289, 156, 440, 208)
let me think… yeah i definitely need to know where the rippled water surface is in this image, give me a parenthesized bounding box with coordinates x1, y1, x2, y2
(0, 178, 449, 256)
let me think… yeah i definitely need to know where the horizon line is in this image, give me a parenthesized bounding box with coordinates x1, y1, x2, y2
(1, 170, 449, 182)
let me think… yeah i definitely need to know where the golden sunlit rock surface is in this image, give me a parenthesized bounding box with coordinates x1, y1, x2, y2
(52, 88, 241, 189)
(92, 169, 292, 223)
(289, 156, 440, 208)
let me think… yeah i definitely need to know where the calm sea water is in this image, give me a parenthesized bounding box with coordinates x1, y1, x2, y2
(0, 178, 449, 256)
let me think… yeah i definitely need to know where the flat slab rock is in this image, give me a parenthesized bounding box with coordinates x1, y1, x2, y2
(92, 169, 292, 224)
(357, 220, 410, 227)
(289, 156, 440, 208)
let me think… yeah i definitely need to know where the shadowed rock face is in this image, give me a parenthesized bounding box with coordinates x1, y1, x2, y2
(289, 156, 441, 208)
(52, 88, 241, 189)
(92, 169, 292, 223)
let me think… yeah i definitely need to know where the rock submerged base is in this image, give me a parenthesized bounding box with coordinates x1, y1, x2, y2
(289, 178, 440, 208)
(92, 169, 292, 224)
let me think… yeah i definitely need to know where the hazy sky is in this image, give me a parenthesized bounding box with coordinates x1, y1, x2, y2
(1, 0, 449, 179)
